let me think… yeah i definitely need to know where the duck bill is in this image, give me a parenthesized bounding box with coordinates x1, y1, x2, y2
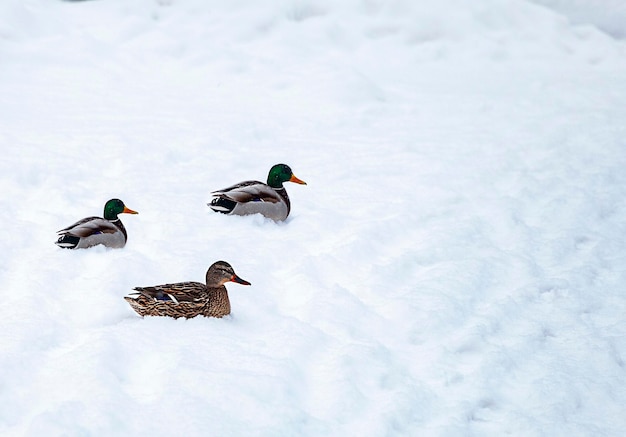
(231, 274, 251, 286)
(289, 174, 307, 185)
(123, 206, 139, 215)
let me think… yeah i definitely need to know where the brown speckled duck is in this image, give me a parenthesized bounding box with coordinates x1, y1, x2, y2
(124, 261, 251, 319)
(208, 163, 307, 221)
(55, 198, 138, 249)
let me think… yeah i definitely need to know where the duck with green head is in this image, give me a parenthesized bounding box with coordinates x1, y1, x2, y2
(55, 198, 138, 249)
(208, 163, 307, 221)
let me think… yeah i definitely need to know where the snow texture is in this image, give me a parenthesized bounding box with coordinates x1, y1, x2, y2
(1, 0, 626, 435)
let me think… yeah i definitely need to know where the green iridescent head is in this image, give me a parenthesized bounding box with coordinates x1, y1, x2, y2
(266, 164, 307, 188)
(103, 199, 138, 220)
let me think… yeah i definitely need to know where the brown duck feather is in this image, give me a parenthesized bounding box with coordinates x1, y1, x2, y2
(124, 261, 251, 319)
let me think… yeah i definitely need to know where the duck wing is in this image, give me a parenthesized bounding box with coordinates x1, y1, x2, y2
(57, 217, 119, 237)
(130, 281, 207, 303)
(211, 180, 280, 204)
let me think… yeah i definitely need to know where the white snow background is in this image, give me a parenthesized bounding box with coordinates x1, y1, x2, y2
(1, 0, 626, 435)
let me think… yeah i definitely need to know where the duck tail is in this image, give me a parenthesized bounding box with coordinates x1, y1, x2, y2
(55, 234, 80, 249)
(208, 197, 236, 214)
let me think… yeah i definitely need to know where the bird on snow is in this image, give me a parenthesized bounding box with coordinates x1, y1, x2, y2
(208, 163, 307, 221)
(55, 198, 138, 249)
(124, 261, 251, 319)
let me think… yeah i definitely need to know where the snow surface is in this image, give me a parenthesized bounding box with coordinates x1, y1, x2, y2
(1, 0, 626, 435)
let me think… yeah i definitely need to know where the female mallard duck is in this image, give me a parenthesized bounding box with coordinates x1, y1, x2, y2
(124, 261, 251, 319)
(55, 198, 138, 249)
(208, 163, 306, 221)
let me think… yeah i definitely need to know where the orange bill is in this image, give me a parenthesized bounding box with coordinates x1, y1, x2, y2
(289, 174, 307, 185)
(123, 206, 139, 214)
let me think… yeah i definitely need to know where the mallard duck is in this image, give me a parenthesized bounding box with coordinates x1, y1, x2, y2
(124, 261, 251, 319)
(208, 163, 307, 221)
(55, 198, 138, 249)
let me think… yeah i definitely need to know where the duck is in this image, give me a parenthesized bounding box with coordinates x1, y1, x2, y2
(208, 163, 307, 221)
(124, 261, 251, 319)
(55, 198, 138, 249)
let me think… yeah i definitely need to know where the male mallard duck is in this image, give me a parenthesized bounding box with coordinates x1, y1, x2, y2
(208, 163, 307, 221)
(55, 198, 138, 249)
(124, 261, 251, 319)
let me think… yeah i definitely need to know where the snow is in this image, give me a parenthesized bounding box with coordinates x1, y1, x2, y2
(1, 0, 626, 435)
